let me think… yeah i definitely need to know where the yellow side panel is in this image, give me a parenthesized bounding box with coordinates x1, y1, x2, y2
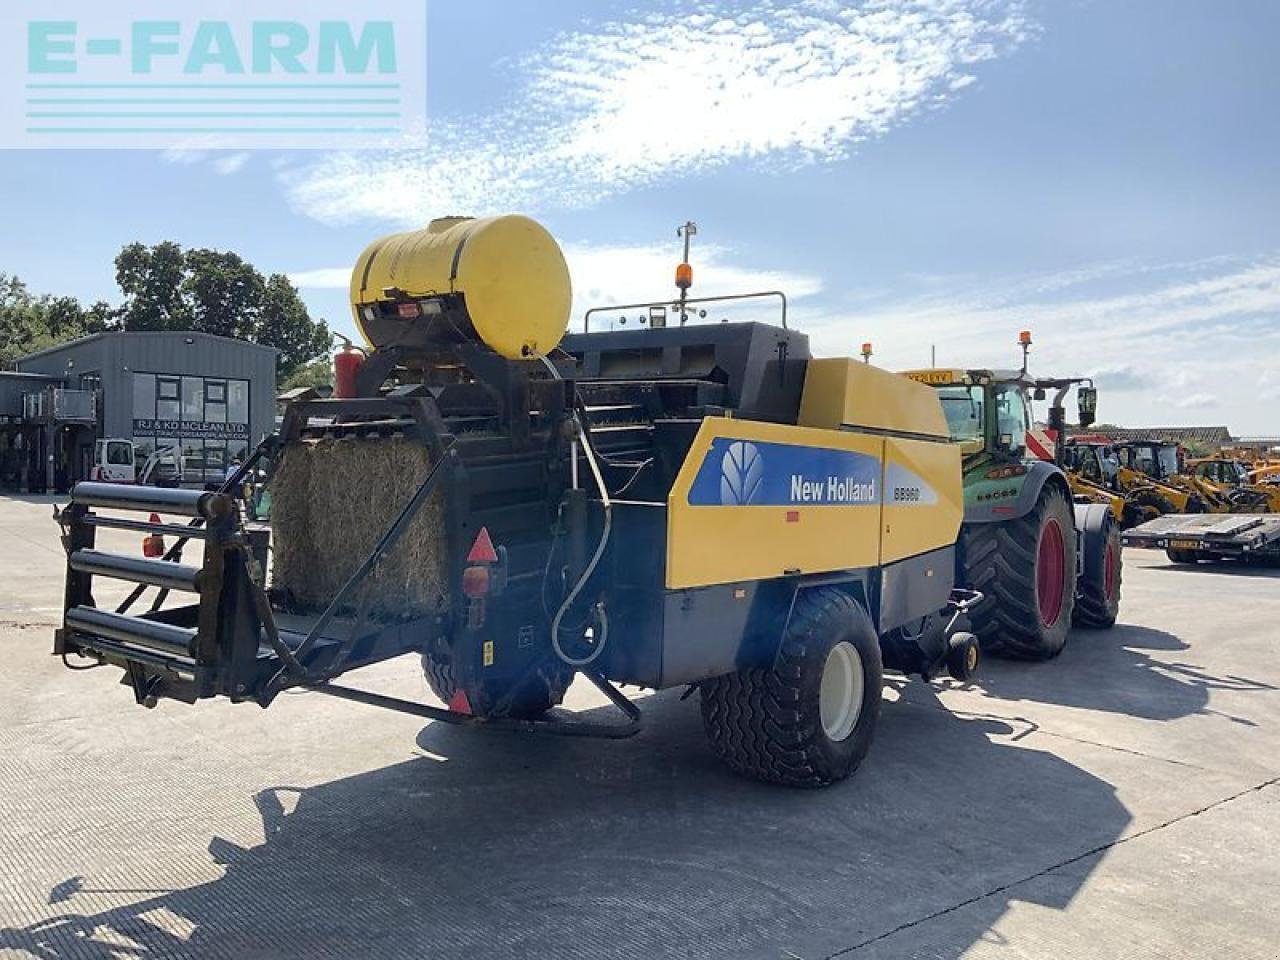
(799, 359, 950, 439)
(666, 419, 884, 590)
(880, 438, 964, 565)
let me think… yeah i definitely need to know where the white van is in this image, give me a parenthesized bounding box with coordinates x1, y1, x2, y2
(91, 440, 182, 487)
(91, 439, 136, 483)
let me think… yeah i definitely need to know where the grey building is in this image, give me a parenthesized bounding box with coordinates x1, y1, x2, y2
(2, 331, 277, 492)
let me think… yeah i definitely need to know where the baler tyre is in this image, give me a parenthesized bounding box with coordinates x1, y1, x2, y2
(962, 486, 1077, 661)
(1073, 512, 1122, 629)
(420, 652, 571, 720)
(699, 588, 882, 787)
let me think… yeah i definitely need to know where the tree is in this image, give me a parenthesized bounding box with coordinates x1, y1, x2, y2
(183, 248, 264, 339)
(113, 242, 331, 377)
(0, 273, 113, 367)
(115, 242, 189, 331)
(281, 357, 335, 392)
(259, 274, 332, 378)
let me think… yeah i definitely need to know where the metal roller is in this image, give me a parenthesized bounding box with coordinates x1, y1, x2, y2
(65, 606, 198, 659)
(69, 550, 203, 593)
(71, 482, 231, 519)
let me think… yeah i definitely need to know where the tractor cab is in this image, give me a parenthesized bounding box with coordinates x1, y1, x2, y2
(903, 365, 1097, 470)
(1116, 440, 1183, 483)
(1188, 457, 1250, 487)
(904, 369, 1034, 461)
(1063, 438, 1121, 487)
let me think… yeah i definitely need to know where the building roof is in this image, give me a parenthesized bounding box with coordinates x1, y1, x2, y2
(1095, 425, 1235, 446)
(16, 330, 280, 363)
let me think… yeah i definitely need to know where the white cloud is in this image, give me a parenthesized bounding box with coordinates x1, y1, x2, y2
(282, 0, 1033, 225)
(161, 147, 207, 166)
(211, 152, 250, 176)
(289, 241, 823, 328)
(289, 267, 351, 290)
(820, 254, 1280, 432)
(1259, 369, 1280, 402)
(1169, 392, 1217, 410)
(565, 242, 822, 327)
(1089, 364, 1154, 392)
(163, 148, 250, 176)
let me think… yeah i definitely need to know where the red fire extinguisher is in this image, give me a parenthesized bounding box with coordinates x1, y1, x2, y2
(333, 335, 366, 399)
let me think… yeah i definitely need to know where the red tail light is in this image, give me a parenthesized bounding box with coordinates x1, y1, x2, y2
(462, 565, 491, 598)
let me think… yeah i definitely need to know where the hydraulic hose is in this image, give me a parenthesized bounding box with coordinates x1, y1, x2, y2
(539, 356, 614, 667)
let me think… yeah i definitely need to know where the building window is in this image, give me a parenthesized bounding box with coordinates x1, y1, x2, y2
(205, 379, 227, 423)
(182, 377, 203, 422)
(228, 380, 249, 425)
(131, 372, 252, 484)
(133, 373, 156, 422)
(156, 376, 181, 421)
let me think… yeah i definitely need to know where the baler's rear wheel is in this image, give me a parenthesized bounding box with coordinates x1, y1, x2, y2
(1073, 512, 1122, 629)
(420, 652, 572, 720)
(699, 588, 883, 787)
(962, 486, 1077, 660)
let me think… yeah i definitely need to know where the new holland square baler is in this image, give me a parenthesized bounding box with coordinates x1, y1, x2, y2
(54, 215, 980, 786)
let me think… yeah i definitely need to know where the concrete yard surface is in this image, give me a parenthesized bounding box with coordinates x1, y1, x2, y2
(0, 492, 1278, 959)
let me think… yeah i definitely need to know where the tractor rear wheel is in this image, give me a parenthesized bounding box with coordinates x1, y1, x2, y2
(962, 486, 1077, 660)
(700, 588, 882, 787)
(1074, 512, 1122, 629)
(421, 652, 572, 720)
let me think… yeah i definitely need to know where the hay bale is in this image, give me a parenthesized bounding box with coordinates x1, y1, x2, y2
(269, 436, 449, 620)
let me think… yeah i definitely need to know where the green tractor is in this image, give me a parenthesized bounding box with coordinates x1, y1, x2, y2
(902, 335, 1122, 659)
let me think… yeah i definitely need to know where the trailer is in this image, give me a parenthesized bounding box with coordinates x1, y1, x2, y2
(1122, 513, 1280, 565)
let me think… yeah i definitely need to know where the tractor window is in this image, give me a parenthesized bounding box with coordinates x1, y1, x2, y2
(1079, 449, 1102, 482)
(1130, 447, 1155, 475)
(994, 385, 1031, 455)
(1157, 447, 1179, 479)
(938, 386, 985, 443)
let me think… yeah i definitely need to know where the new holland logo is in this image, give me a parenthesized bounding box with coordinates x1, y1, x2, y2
(720, 441, 763, 505)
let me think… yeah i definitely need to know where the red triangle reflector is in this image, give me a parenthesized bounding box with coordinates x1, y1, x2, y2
(448, 689, 472, 715)
(467, 527, 499, 564)
(149, 513, 162, 524)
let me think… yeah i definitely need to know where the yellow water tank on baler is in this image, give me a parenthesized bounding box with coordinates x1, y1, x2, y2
(350, 214, 573, 360)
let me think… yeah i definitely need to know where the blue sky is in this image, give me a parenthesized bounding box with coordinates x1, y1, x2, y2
(2, 0, 1278, 433)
